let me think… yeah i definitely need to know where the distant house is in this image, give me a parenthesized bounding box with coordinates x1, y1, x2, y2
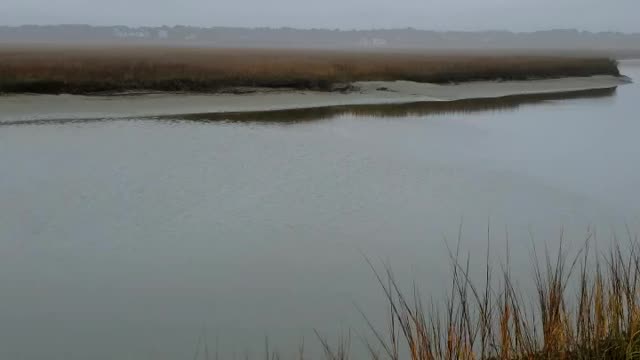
(113, 28, 149, 39)
(357, 37, 389, 48)
(157, 30, 169, 39)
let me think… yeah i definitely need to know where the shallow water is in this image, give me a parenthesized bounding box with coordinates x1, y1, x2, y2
(1, 64, 639, 360)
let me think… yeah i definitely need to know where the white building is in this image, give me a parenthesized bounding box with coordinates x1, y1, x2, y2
(113, 28, 149, 39)
(357, 37, 389, 48)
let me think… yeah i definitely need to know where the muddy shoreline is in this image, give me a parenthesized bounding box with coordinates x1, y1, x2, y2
(0, 75, 630, 123)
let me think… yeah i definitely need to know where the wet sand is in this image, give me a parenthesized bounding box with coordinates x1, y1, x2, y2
(0, 75, 629, 123)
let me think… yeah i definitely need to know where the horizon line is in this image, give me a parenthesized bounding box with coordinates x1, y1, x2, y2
(2, 24, 639, 35)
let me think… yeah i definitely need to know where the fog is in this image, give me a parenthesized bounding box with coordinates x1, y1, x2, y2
(3, 0, 639, 32)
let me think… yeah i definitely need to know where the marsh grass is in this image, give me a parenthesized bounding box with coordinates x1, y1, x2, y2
(0, 46, 621, 94)
(345, 231, 640, 360)
(204, 231, 640, 360)
(187, 230, 640, 360)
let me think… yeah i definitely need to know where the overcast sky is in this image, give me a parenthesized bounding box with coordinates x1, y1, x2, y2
(3, 0, 639, 33)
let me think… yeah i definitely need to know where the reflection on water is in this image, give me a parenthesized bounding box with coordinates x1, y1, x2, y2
(0, 87, 617, 126)
(172, 87, 618, 123)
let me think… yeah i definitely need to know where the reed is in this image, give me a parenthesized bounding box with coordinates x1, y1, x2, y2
(348, 232, 640, 360)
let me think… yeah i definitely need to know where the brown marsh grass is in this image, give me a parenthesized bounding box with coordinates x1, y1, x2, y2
(0, 46, 621, 94)
(205, 231, 640, 360)
(331, 232, 640, 360)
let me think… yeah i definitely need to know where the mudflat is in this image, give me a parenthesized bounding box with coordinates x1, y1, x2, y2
(0, 75, 628, 123)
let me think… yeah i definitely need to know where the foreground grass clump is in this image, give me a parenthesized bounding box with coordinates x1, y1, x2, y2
(0, 46, 621, 94)
(311, 235, 640, 360)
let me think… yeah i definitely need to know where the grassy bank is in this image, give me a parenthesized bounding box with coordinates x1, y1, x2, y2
(316, 236, 640, 360)
(0, 46, 621, 94)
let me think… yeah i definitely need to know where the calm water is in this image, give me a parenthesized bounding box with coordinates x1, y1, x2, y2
(1, 64, 640, 360)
